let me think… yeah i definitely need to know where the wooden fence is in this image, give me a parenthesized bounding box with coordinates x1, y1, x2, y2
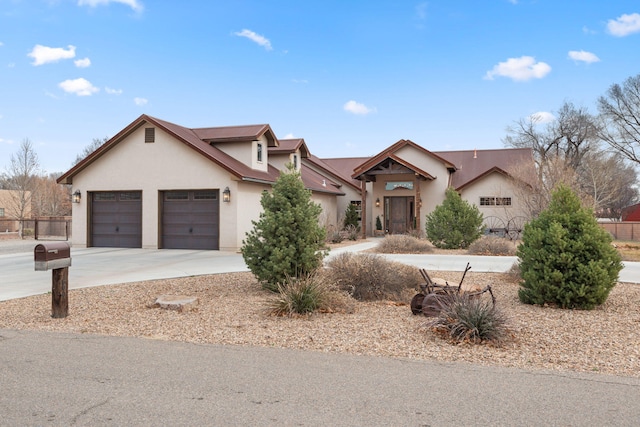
(599, 222, 640, 242)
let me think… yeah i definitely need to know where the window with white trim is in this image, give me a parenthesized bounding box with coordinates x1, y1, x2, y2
(480, 196, 512, 206)
(0, 207, 4, 217)
(257, 143, 263, 163)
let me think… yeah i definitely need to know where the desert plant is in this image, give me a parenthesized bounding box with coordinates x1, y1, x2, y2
(344, 224, 359, 241)
(242, 164, 328, 292)
(266, 273, 350, 316)
(374, 234, 433, 254)
(467, 235, 517, 256)
(425, 188, 484, 249)
(324, 252, 422, 301)
(429, 293, 509, 344)
(517, 185, 623, 309)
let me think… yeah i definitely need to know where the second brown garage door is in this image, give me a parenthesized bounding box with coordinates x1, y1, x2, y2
(161, 190, 219, 250)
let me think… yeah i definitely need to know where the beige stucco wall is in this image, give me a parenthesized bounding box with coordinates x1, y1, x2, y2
(70, 125, 263, 251)
(395, 145, 451, 181)
(213, 136, 270, 173)
(459, 172, 527, 227)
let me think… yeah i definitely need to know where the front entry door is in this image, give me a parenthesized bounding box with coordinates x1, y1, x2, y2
(385, 196, 415, 234)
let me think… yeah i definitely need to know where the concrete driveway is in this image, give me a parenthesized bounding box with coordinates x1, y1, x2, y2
(1, 239, 638, 301)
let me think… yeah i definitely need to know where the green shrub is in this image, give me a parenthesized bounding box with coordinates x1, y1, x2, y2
(343, 203, 360, 230)
(375, 215, 383, 231)
(517, 185, 623, 309)
(425, 188, 484, 249)
(374, 234, 433, 254)
(242, 165, 328, 292)
(324, 252, 422, 301)
(429, 293, 509, 344)
(468, 236, 517, 256)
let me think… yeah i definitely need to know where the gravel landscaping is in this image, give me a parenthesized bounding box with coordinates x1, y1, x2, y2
(1, 269, 638, 378)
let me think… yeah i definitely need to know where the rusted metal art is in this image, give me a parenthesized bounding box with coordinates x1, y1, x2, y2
(411, 263, 496, 317)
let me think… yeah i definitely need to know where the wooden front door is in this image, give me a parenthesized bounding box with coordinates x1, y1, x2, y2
(385, 196, 414, 234)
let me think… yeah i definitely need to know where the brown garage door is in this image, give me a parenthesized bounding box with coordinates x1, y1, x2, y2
(161, 190, 219, 250)
(90, 191, 142, 248)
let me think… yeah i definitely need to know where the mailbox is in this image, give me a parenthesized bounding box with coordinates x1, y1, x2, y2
(34, 242, 72, 271)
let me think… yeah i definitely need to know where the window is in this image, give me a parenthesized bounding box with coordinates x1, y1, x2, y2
(480, 197, 511, 206)
(165, 191, 189, 200)
(292, 154, 298, 169)
(257, 143, 263, 163)
(94, 192, 116, 201)
(194, 191, 217, 200)
(0, 208, 4, 217)
(145, 128, 155, 143)
(119, 192, 141, 201)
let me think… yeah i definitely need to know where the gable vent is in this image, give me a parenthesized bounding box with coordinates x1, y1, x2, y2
(145, 127, 155, 143)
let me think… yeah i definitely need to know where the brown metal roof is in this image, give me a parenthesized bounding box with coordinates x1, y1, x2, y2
(315, 156, 371, 191)
(57, 114, 280, 185)
(270, 138, 310, 158)
(435, 148, 533, 190)
(191, 124, 278, 146)
(351, 139, 456, 180)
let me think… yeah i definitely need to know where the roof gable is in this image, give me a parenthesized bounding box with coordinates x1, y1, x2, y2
(352, 139, 455, 181)
(57, 114, 279, 185)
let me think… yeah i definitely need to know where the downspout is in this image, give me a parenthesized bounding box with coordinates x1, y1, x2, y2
(361, 179, 367, 238)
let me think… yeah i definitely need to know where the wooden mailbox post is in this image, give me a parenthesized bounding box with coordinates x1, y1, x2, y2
(34, 242, 71, 318)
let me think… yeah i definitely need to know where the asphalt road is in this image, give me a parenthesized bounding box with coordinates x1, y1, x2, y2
(1, 329, 639, 426)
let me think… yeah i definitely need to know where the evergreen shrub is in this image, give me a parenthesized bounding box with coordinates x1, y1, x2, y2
(517, 185, 623, 309)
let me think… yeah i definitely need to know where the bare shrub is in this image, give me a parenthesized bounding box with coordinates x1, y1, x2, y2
(374, 235, 433, 254)
(323, 252, 422, 301)
(467, 236, 517, 256)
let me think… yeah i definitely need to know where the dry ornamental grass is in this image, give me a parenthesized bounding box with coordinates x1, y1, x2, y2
(1, 270, 639, 378)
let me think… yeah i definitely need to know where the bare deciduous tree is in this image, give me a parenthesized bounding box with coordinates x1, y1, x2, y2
(31, 173, 72, 217)
(598, 73, 640, 165)
(1, 139, 40, 237)
(504, 101, 600, 170)
(73, 136, 109, 166)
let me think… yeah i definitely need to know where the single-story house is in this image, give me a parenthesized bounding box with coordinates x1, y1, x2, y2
(57, 114, 532, 251)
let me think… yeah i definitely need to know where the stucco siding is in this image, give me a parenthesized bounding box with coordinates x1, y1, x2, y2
(459, 172, 527, 226)
(70, 126, 251, 249)
(394, 145, 450, 179)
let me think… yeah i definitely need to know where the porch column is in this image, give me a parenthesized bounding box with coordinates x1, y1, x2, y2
(361, 179, 367, 238)
(415, 177, 422, 234)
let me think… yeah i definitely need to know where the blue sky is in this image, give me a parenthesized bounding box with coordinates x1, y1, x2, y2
(1, 0, 640, 173)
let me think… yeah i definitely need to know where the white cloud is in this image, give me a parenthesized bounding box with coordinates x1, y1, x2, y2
(529, 111, 555, 124)
(58, 78, 99, 96)
(28, 44, 76, 66)
(568, 50, 600, 64)
(484, 56, 551, 81)
(134, 97, 148, 106)
(78, 0, 143, 12)
(74, 57, 91, 68)
(105, 87, 123, 95)
(415, 2, 428, 20)
(607, 13, 640, 37)
(0, 42, 4, 47)
(234, 29, 272, 51)
(283, 133, 295, 139)
(343, 100, 375, 115)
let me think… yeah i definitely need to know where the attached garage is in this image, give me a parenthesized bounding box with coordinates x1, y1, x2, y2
(161, 190, 219, 250)
(90, 191, 142, 248)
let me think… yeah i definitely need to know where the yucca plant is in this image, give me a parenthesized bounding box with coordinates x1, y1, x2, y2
(266, 273, 331, 316)
(429, 293, 509, 344)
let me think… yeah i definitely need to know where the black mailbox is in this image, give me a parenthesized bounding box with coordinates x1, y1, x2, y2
(34, 242, 72, 271)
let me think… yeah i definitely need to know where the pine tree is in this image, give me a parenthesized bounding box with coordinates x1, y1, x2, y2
(425, 187, 484, 249)
(241, 164, 328, 291)
(517, 185, 623, 309)
(343, 202, 360, 230)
